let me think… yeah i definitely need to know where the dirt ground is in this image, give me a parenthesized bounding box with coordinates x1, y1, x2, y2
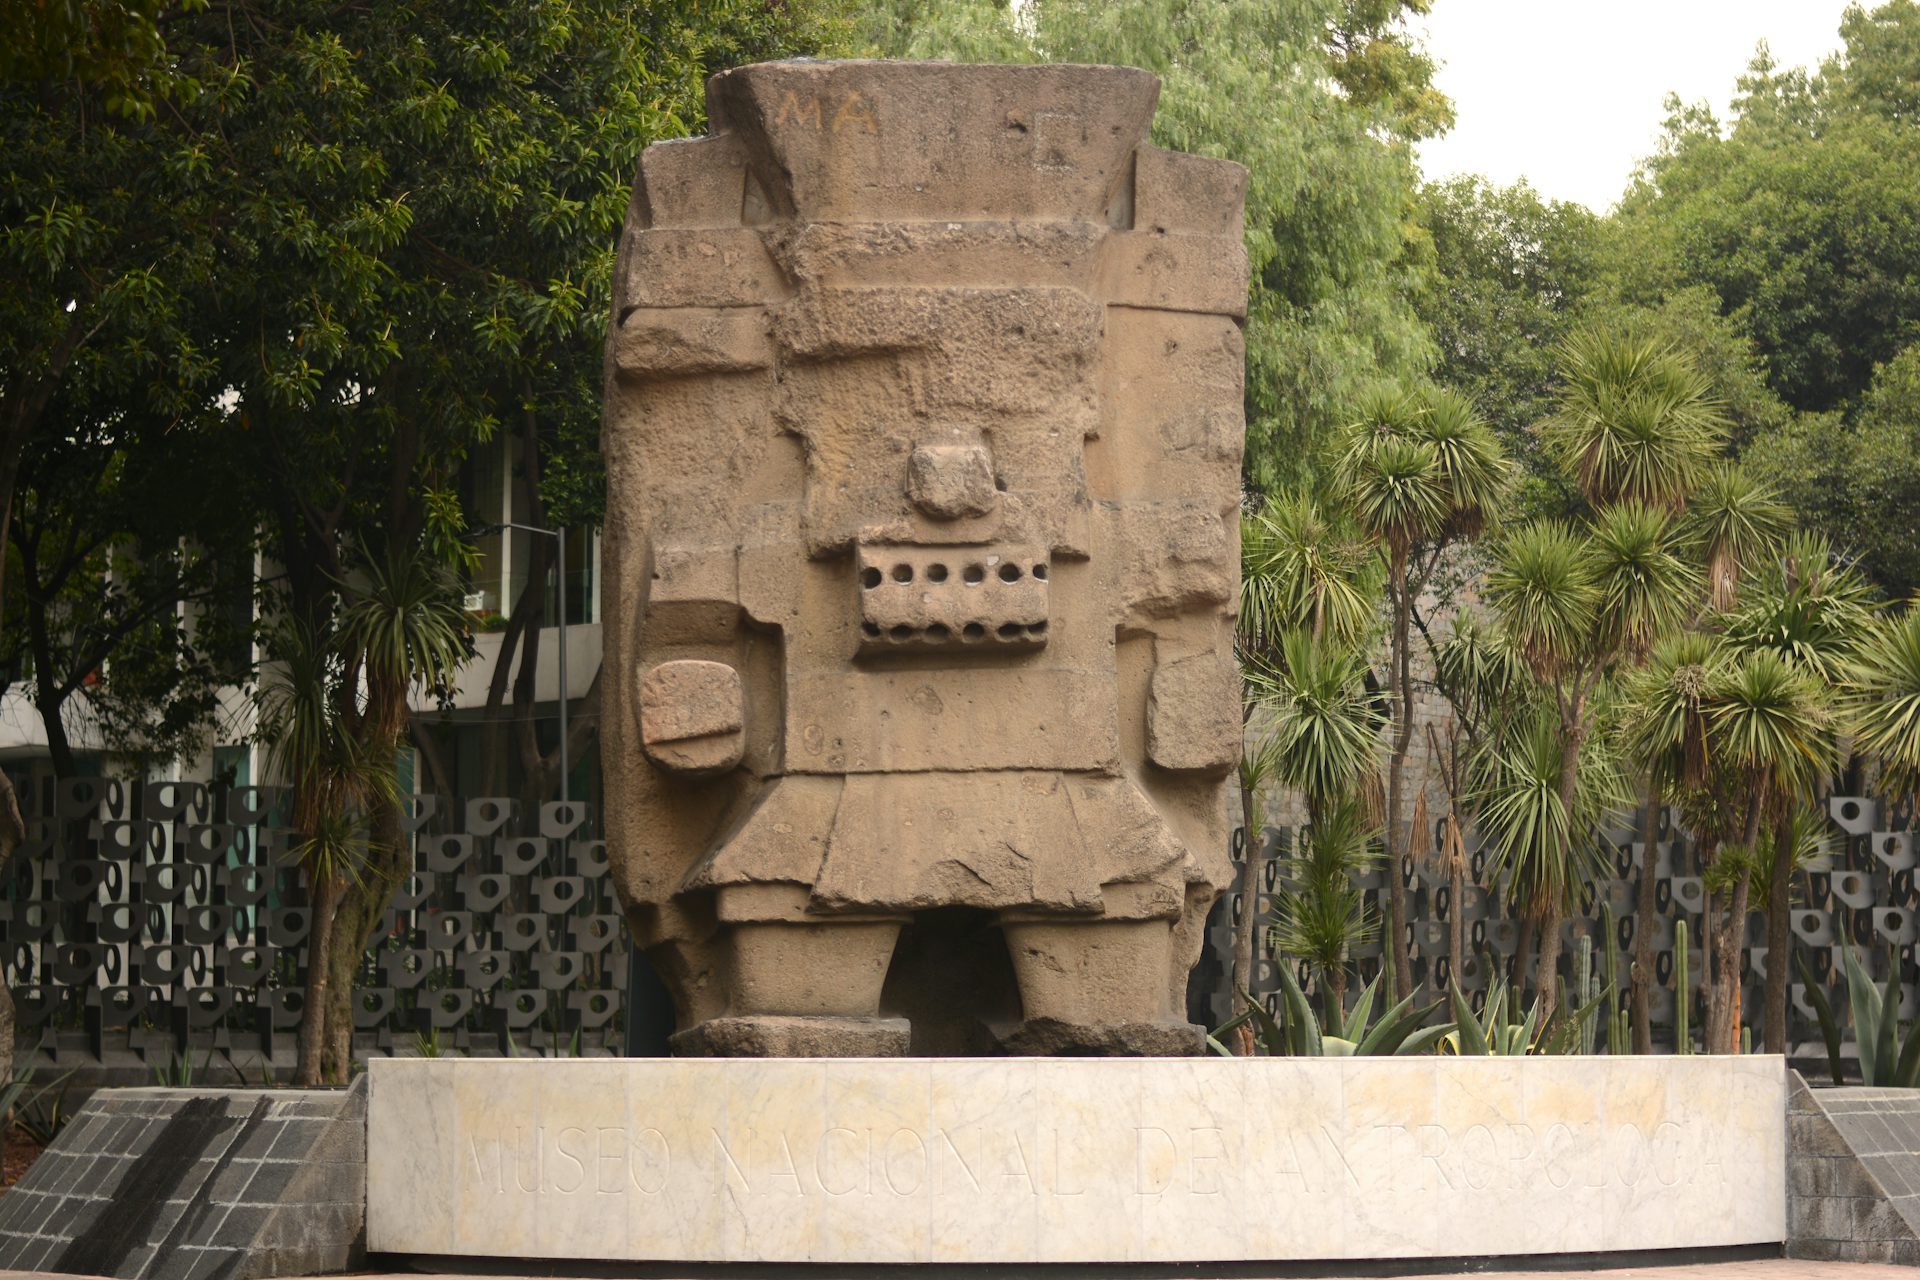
(1, 1131, 46, 1192)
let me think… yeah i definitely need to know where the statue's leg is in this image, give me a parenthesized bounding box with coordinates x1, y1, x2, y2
(999, 909, 1203, 1056)
(669, 883, 910, 1057)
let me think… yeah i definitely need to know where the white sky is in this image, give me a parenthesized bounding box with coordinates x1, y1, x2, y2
(1413, 1, 1860, 211)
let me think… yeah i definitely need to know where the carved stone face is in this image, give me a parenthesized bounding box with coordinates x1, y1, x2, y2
(601, 61, 1248, 1056)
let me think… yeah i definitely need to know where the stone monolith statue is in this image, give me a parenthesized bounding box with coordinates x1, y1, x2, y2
(601, 60, 1248, 1056)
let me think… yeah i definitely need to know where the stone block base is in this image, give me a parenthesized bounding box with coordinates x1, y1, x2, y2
(1787, 1071, 1920, 1264)
(668, 1014, 910, 1057)
(997, 1017, 1203, 1056)
(368, 1055, 1786, 1264)
(0, 1081, 366, 1279)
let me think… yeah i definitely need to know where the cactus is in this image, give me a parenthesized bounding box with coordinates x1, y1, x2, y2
(1622, 960, 1638, 1052)
(1675, 917, 1691, 1055)
(1576, 934, 1597, 1054)
(1601, 903, 1622, 1053)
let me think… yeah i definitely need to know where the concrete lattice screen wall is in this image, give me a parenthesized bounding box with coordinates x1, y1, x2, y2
(4, 766, 1916, 1066)
(1, 776, 626, 1073)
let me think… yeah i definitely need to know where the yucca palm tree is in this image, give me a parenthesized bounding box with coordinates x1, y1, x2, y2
(1684, 463, 1791, 613)
(1720, 533, 1868, 1052)
(258, 619, 394, 1088)
(1336, 383, 1508, 1000)
(1541, 328, 1727, 511)
(1431, 616, 1534, 983)
(1473, 708, 1628, 983)
(1700, 650, 1832, 1053)
(1479, 329, 1723, 1027)
(1232, 495, 1379, 1045)
(1848, 606, 1920, 809)
(1250, 629, 1386, 824)
(1270, 798, 1380, 1026)
(268, 545, 470, 1084)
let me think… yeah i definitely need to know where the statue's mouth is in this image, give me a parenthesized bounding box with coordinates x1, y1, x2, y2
(855, 542, 1050, 653)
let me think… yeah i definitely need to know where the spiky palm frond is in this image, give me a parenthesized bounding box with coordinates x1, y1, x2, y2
(256, 619, 391, 886)
(1542, 327, 1727, 510)
(1617, 630, 1722, 792)
(1684, 462, 1790, 611)
(1413, 385, 1510, 541)
(1338, 432, 1450, 561)
(1486, 521, 1601, 677)
(1472, 709, 1627, 915)
(1722, 532, 1874, 687)
(1435, 612, 1536, 730)
(1586, 501, 1702, 660)
(337, 548, 472, 737)
(1239, 494, 1377, 655)
(1270, 797, 1380, 977)
(1708, 649, 1834, 800)
(1846, 607, 1920, 807)
(1246, 629, 1385, 813)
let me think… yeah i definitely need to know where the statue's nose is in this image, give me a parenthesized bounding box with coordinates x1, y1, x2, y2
(906, 443, 997, 520)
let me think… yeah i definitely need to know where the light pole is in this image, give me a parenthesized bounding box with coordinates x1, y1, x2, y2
(489, 521, 571, 806)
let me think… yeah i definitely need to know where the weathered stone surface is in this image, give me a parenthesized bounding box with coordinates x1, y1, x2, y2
(1787, 1072, 1920, 1264)
(365, 1055, 1788, 1263)
(669, 1014, 911, 1057)
(601, 60, 1246, 1054)
(0, 1083, 366, 1280)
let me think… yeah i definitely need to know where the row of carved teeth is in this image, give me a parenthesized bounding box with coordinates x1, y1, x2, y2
(860, 621, 1049, 643)
(861, 561, 1047, 588)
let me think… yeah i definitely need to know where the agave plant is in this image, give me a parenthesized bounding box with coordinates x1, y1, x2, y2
(1209, 963, 1448, 1058)
(1797, 937, 1920, 1087)
(1442, 976, 1612, 1056)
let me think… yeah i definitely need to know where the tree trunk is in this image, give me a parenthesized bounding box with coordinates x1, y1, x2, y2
(1384, 554, 1414, 1002)
(0, 775, 25, 1167)
(1536, 712, 1587, 1025)
(1447, 846, 1465, 993)
(1515, 917, 1535, 1006)
(1631, 775, 1659, 1054)
(1535, 898, 1564, 1028)
(319, 793, 409, 1083)
(1230, 779, 1260, 1053)
(1698, 891, 1716, 1054)
(1764, 806, 1794, 1054)
(1714, 878, 1753, 1054)
(294, 872, 343, 1087)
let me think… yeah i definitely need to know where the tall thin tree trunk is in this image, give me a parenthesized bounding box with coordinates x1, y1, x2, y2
(295, 873, 342, 1087)
(1764, 807, 1793, 1054)
(320, 793, 408, 1083)
(1230, 778, 1260, 1054)
(1447, 846, 1466, 992)
(1631, 775, 1659, 1053)
(1536, 715, 1587, 1025)
(1698, 892, 1716, 1054)
(1515, 918, 1535, 1006)
(1384, 556, 1414, 1002)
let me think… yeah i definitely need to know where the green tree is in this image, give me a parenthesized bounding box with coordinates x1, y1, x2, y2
(1336, 384, 1506, 1000)
(868, 0, 1442, 490)
(1613, 13, 1920, 415)
(1412, 177, 1599, 511)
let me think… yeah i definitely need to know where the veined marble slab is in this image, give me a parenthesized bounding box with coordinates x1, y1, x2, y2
(365, 1055, 1786, 1263)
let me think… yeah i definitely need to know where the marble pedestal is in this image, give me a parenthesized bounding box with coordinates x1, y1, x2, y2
(366, 1055, 1786, 1264)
